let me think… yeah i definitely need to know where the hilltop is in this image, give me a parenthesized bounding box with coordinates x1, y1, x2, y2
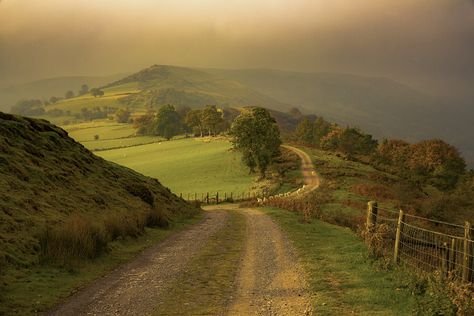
(0, 112, 198, 271)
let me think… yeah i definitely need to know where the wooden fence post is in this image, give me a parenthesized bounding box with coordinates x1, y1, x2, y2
(441, 242, 449, 277)
(206, 192, 209, 204)
(216, 192, 219, 204)
(393, 209, 405, 264)
(366, 201, 378, 232)
(462, 221, 472, 282)
(224, 192, 227, 201)
(450, 238, 456, 272)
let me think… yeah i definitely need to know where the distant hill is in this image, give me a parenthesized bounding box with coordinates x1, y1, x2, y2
(0, 74, 127, 112)
(5, 65, 472, 167)
(205, 68, 474, 168)
(103, 65, 289, 111)
(0, 112, 197, 271)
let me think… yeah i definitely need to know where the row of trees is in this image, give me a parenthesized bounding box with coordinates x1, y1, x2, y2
(294, 117, 377, 156)
(134, 104, 226, 140)
(293, 117, 467, 190)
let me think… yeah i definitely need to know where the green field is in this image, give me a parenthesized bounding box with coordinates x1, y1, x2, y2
(64, 121, 137, 142)
(97, 138, 254, 196)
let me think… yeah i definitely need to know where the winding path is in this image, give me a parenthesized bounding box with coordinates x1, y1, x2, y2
(49, 144, 317, 315)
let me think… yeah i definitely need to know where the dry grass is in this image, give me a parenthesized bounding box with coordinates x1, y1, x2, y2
(40, 215, 108, 266)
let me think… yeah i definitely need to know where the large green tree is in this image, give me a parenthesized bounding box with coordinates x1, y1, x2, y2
(201, 105, 223, 136)
(230, 107, 281, 178)
(154, 104, 182, 140)
(185, 109, 204, 137)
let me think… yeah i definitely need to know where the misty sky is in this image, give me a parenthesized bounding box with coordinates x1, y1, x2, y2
(0, 0, 473, 97)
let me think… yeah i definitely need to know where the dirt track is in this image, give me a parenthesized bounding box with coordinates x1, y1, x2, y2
(282, 145, 320, 193)
(225, 206, 312, 315)
(48, 211, 228, 316)
(49, 145, 316, 315)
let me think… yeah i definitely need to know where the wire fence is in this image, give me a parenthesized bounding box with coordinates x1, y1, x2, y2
(366, 202, 474, 282)
(179, 190, 266, 204)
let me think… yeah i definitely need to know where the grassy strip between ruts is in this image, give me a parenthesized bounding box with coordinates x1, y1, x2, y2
(262, 207, 416, 315)
(0, 215, 203, 316)
(153, 210, 246, 315)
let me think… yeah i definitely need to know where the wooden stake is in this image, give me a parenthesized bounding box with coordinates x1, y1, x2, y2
(462, 221, 472, 282)
(393, 209, 405, 264)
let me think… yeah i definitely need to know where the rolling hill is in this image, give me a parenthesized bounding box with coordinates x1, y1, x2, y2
(205, 68, 474, 168)
(0, 111, 198, 272)
(5, 65, 472, 167)
(0, 74, 127, 112)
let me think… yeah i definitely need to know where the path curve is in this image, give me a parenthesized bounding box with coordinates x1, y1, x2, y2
(48, 211, 228, 316)
(282, 145, 320, 194)
(217, 204, 313, 315)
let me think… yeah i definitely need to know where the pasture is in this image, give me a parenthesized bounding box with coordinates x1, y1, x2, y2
(97, 138, 254, 196)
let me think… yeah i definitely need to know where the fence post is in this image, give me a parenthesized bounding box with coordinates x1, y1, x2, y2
(366, 201, 378, 232)
(462, 221, 472, 282)
(393, 209, 405, 264)
(441, 242, 449, 278)
(224, 192, 227, 201)
(206, 192, 209, 205)
(449, 238, 456, 272)
(216, 192, 219, 205)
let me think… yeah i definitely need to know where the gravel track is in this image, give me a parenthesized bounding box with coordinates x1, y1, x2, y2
(48, 211, 228, 316)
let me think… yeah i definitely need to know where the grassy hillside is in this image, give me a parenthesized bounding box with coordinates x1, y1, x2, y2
(0, 112, 199, 300)
(97, 137, 255, 197)
(206, 68, 474, 168)
(0, 74, 126, 112)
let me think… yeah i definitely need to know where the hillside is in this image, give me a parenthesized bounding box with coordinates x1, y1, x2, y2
(0, 74, 127, 112)
(0, 112, 198, 271)
(205, 68, 474, 168)
(102, 65, 289, 111)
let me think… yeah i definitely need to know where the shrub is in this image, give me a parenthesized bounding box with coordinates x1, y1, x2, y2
(40, 215, 107, 266)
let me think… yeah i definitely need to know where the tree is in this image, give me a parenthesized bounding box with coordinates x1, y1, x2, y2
(65, 90, 75, 99)
(134, 111, 156, 135)
(79, 84, 89, 95)
(115, 108, 131, 123)
(320, 126, 377, 157)
(176, 105, 191, 137)
(294, 118, 314, 144)
(312, 117, 331, 147)
(90, 88, 104, 98)
(49, 96, 60, 104)
(230, 107, 282, 178)
(10, 99, 44, 116)
(201, 105, 223, 136)
(185, 109, 204, 137)
(409, 139, 466, 190)
(154, 104, 182, 140)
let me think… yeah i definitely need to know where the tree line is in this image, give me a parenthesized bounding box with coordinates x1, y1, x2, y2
(133, 104, 229, 140)
(10, 83, 106, 117)
(293, 116, 467, 191)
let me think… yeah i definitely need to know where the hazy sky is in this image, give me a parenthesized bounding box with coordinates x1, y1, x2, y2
(0, 0, 473, 96)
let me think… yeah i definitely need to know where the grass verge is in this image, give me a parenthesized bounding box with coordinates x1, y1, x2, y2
(153, 211, 246, 315)
(262, 207, 416, 315)
(0, 215, 203, 316)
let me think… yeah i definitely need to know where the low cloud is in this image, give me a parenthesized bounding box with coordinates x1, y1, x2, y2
(0, 0, 472, 97)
